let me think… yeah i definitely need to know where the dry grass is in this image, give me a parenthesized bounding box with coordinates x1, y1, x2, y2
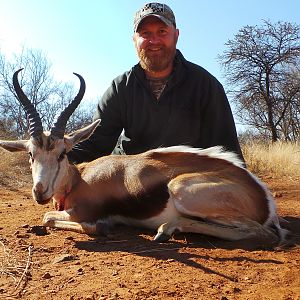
(0, 239, 33, 299)
(1, 141, 299, 185)
(0, 149, 31, 188)
(242, 141, 300, 180)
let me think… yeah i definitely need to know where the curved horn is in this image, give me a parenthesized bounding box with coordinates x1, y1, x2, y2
(50, 73, 86, 139)
(13, 68, 43, 137)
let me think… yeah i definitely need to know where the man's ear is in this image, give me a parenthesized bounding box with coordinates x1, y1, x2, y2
(0, 140, 29, 152)
(175, 28, 179, 44)
(64, 119, 101, 152)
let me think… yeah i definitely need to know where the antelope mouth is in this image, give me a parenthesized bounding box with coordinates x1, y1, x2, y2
(34, 194, 53, 205)
(37, 197, 52, 205)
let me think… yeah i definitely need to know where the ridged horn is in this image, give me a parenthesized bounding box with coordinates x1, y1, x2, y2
(50, 73, 86, 139)
(13, 68, 43, 137)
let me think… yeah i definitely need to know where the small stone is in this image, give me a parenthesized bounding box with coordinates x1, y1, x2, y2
(273, 192, 283, 198)
(42, 272, 52, 279)
(16, 234, 30, 238)
(29, 225, 48, 236)
(52, 254, 78, 264)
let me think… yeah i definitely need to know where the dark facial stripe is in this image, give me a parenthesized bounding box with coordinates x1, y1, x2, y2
(32, 135, 43, 148)
(50, 158, 62, 195)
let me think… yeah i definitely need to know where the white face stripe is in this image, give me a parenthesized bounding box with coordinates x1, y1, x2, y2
(30, 138, 69, 201)
(50, 158, 63, 194)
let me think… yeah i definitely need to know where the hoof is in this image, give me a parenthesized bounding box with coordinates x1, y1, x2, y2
(153, 232, 171, 242)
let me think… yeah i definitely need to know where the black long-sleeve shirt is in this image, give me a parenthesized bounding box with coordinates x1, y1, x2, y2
(68, 50, 244, 164)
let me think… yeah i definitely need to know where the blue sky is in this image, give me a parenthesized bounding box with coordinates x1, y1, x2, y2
(0, 1, 300, 130)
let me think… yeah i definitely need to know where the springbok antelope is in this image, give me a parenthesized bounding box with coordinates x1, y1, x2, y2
(0, 69, 287, 243)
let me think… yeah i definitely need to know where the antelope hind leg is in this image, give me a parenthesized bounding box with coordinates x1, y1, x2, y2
(154, 216, 259, 242)
(157, 173, 278, 241)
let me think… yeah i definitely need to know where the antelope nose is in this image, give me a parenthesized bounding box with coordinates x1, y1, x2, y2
(33, 182, 46, 203)
(34, 182, 44, 194)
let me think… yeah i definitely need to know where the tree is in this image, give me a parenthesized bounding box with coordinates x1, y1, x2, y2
(219, 20, 300, 142)
(0, 47, 94, 138)
(42, 81, 95, 133)
(276, 66, 300, 141)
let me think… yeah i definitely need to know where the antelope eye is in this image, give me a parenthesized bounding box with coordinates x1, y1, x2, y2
(28, 152, 34, 163)
(58, 150, 66, 162)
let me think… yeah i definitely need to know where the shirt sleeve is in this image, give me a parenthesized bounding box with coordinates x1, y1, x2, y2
(199, 78, 245, 163)
(67, 80, 123, 164)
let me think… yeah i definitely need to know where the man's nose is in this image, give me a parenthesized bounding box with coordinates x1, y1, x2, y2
(148, 33, 160, 44)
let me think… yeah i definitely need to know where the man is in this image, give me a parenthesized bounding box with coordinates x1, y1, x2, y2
(68, 2, 244, 164)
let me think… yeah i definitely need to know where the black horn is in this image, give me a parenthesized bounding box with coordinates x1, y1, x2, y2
(13, 68, 43, 137)
(50, 73, 86, 139)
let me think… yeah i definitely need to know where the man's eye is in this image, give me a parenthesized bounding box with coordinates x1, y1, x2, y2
(140, 31, 149, 37)
(159, 29, 167, 34)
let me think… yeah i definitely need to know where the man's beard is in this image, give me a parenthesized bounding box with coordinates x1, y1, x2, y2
(138, 45, 176, 73)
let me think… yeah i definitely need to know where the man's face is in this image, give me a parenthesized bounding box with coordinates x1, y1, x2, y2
(133, 16, 179, 74)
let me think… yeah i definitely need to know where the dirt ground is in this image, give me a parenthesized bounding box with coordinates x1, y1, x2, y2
(0, 169, 299, 299)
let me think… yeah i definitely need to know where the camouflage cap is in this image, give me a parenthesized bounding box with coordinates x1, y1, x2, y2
(134, 2, 176, 32)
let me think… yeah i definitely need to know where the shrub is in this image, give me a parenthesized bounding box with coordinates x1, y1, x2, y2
(242, 141, 300, 180)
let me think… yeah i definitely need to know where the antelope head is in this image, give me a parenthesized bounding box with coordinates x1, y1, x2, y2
(0, 69, 100, 204)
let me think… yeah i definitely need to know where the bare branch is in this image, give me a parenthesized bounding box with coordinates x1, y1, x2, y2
(219, 20, 300, 141)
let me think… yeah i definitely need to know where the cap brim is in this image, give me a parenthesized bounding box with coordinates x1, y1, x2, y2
(134, 14, 173, 32)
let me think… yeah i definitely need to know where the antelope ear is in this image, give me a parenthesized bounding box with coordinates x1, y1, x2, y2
(0, 140, 29, 152)
(64, 119, 100, 152)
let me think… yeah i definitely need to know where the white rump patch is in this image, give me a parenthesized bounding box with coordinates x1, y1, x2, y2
(153, 145, 244, 168)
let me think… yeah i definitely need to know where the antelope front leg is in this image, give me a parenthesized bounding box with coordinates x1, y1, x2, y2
(43, 210, 97, 235)
(43, 210, 72, 225)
